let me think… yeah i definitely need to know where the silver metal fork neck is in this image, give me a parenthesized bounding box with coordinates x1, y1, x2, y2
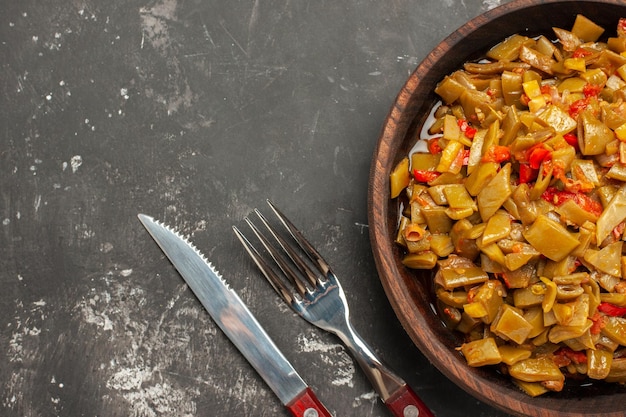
(307, 283, 406, 402)
(337, 320, 406, 401)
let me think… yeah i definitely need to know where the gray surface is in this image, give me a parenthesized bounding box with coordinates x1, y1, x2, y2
(1, 0, 515, 416)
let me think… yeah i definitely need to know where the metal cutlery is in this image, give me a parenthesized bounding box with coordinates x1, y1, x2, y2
(233, 200, 435, 417)
(138, 214, 333, 417)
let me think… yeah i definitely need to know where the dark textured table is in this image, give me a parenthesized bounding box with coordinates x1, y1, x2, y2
(1, 0, 515, 416)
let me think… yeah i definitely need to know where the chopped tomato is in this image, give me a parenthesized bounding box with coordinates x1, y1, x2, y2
(428, 137, 443, 154)
(590, 312, 606, 335)
(457, 119, 477, 139)
(555, 347, 587, 366)
(598, 302, 626, 317)
(518, 163, 538, 184)
(541, 186, 603, 216)
(575, 193, 603, 217)
(573, 48, 593, 58)
(563, 132, 579, 150)
(540, 85, 553, 95)
(569, 349, 587, 364)
(540, 187, 562, 205)
(527, 144, 552, 169)
(413, 169, 440, 183)
(482, 145, 511, 163)
(569, 97, 590, 119)
(583, 83, 602, 97)
(461, 148, 470, 166)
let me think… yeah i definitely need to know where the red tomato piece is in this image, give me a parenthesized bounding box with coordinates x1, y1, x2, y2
(583, 83, 602, 97)
(554, 347, 587, 365)
(590, 312, 606, 335)
(575, 193, 603, 217)
(413, 169, 440, 183)
(527, 145, 551, 169)
(541, 186, 603, 217)
(598, 302, 626, 317)
(569, 98, 590, 118)
(563, 132, 579, 150)
(457, 119, 477, 139)
(428, 137, 442, 154)
(518, 163, 538, 184)
(482, 145, 510, 163)
(572, 48, 593, 58)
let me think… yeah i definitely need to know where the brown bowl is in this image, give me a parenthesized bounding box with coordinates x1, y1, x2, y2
(368, 1, 626, 416)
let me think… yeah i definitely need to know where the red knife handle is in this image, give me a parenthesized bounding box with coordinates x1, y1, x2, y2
(286, 387, 333, 417)
(386, 384, 435, 417)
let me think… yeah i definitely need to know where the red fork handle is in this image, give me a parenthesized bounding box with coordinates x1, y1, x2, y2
(286, 387, 333, 417)
(386, 384, 435, 417)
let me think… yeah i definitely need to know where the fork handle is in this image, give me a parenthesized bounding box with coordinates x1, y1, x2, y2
(337, 323, 435, 417)
(286, 387, 333, 417)
(386, 384, 435, 417)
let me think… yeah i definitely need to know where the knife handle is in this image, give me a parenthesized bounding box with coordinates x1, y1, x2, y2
(386, 384, 435, 417)
(286, 387, 333, 417)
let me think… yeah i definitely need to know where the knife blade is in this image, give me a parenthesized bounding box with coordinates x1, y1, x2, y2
(138, 214, 332, 417)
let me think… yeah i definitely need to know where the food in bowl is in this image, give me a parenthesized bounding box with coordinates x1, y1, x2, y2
(390, 14, 626, 396)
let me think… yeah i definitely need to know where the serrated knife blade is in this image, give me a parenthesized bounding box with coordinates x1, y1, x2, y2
(138, 214, 332, 417)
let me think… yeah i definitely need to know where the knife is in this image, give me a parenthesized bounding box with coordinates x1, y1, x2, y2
(138, 214, 333, 417)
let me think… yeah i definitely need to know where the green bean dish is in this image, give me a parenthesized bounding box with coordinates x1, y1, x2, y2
(390, 14, 626, 396)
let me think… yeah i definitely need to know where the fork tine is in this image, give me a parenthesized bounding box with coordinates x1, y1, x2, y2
(232, 225, 297, 304)
(253, 208, 319, 288)
(243, 216, 311, 297)
(266, 199, 331, 278)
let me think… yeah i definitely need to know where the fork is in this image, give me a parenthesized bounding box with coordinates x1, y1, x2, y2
(233, 200, 435, 417)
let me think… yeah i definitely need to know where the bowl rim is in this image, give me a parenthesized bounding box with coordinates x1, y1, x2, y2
(367, 0, 626, 416)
